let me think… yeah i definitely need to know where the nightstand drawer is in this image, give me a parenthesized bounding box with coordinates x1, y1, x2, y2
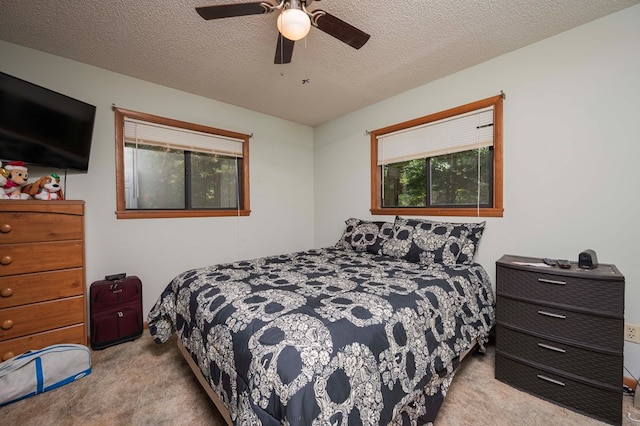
(496, 266, 623, 316)
(0, 296, 84, 340)
(496, 325, 622, 387)
(496, 296, 623, 351)
(495, 354, 621, 425)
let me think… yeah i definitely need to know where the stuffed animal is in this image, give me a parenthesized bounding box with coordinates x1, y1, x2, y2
(2, 161, 30, 199)
(21, 174, 64, 200)
(0, 162, 8, 189)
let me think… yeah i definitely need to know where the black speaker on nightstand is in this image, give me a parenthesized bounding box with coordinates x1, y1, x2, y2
(578, 249, 598, 269)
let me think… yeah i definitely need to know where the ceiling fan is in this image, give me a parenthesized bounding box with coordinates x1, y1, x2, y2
(196, 0, 370, 64)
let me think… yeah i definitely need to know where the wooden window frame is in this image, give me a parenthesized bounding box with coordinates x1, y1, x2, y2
(370, 95, 504, 218)
(113, 107, 251, 219)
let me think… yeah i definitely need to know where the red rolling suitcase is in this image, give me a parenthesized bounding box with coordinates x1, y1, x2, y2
(90, 273, 143, 350)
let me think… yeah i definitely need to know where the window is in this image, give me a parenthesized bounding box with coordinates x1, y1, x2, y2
(114, 107, 251, 219)
(370, 95, 503, 217)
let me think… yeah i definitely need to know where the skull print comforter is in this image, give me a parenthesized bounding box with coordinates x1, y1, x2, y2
(148, 247, 495, 425)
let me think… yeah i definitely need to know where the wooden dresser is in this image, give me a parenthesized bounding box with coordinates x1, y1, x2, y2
(0, 200, 87, 361)
(495, 254, 624, 425)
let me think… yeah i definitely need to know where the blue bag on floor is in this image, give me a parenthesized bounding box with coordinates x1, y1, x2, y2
(0, 344, 91, 407)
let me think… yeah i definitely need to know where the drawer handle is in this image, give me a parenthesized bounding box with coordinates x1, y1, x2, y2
(537, 374, 565, 387)
(2, 351, 15, 361)
(537, 278, 566, 286)
(537, 310, 566, 319)
(0, 255, 12, 266)
(0, 287, 13, 298)
(537, 343, 566, 353)
(0, 224, 11, 234)
(1, 319, 14, 330)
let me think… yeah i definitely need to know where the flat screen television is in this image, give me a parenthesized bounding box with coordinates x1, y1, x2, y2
(0, 71, 96, 172)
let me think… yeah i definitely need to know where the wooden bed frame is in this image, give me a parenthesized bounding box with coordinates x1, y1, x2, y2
(177, 339, 233, 426)
(177, 336, 478, 425)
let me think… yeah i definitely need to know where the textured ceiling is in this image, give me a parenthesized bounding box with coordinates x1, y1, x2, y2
(1, 0, 638, 126)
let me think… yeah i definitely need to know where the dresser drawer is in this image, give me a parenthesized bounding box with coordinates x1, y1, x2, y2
(0, 296, 85, 340)
(0, 269, 84, 308)
(496, 325, 622, 387)
(496, 266, 623, 316)
(0, 241, 83, 276)
(496, 296, 623, 352)
(0, 212, 83, 244)
(0, 324, 87, 362)
(495, 353, 621, 425)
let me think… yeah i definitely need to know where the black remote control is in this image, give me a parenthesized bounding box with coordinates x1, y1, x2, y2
(543, 258, 556, 266)
(557, 259, 571, 269)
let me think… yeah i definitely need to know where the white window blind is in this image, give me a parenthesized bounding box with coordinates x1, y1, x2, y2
(377, 106, 494, 165)
(124, 118, 244, 157)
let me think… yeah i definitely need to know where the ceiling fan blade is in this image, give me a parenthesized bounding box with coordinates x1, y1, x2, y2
(274, 35, 295, 64)
(196, 2, 272, 20)
(314, 12, 370, 49)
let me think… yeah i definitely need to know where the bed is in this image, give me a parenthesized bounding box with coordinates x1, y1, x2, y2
(148, 217, 496, 425)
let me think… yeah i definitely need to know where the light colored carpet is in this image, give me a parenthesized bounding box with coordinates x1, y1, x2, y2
(0, 331, 636, 425)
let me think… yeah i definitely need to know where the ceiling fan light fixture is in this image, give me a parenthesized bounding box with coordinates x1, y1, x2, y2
(277, 8, 311, 41)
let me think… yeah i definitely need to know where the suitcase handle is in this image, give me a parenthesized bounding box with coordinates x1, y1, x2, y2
(105, 273, 126, 281)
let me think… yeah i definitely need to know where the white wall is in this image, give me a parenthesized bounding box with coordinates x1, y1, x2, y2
(314, 6, 640, 376)
(0, 40, 316, 317)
